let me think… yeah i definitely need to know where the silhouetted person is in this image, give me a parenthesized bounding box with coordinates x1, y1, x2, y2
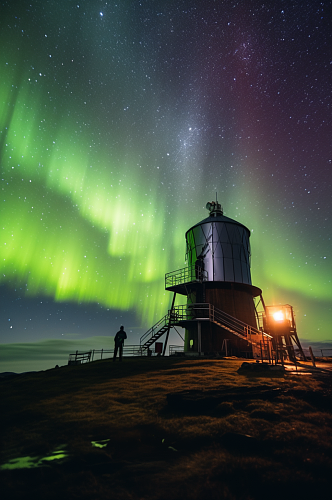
(113, 325, 127, 362)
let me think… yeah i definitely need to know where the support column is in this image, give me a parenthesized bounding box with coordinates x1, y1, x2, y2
(197, 321, 202, 354)
(163, 292, 177, 356)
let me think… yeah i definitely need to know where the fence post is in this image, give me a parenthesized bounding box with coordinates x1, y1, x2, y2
(101, 348, 103, 360)
(309, 346, 316, 367)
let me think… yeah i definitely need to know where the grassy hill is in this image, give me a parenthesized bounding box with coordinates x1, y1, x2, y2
(1, 357, 332, 499)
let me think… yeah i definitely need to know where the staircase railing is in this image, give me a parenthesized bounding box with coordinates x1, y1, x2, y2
(210, 305, 271, 343)
(140, 314, 169, 347)
(139, 302, 272, 352)
(171, 303, 272, 344)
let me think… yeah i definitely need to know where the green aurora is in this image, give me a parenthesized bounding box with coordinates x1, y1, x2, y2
(1, 1, 331, 342)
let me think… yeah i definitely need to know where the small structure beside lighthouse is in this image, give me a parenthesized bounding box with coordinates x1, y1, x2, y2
(140, 198, 304, 361)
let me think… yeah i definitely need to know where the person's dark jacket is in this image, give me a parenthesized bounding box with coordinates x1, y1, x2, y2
(114, 330, 127, 346)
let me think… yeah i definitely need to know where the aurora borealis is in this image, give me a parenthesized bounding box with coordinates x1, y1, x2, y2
(1, 0, 331, 361)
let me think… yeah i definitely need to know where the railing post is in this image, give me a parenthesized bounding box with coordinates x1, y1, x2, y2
(101, 348, 103, 360)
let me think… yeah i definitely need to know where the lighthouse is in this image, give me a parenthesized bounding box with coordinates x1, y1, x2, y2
(165, 199, 263, 356)
(140, 198, 305, 361)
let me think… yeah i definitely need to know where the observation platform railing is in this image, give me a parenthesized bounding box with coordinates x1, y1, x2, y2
(165, 265, 208, 289)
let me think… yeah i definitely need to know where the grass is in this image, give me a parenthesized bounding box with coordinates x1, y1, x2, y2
(1, 357, 332, 500)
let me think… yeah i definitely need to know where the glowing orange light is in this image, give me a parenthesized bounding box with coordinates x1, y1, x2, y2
(273, 311, 284, 322)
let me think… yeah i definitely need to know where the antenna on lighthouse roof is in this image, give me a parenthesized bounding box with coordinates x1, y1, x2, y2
(206, 192, 223, 216)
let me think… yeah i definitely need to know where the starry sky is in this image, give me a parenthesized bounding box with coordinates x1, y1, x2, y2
(1, 0, 331, 367)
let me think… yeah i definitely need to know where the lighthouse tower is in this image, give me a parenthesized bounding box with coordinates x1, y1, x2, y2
(184, 200, 261, 353)
(139, 198, 305, 361)
(164, 200, 263, 356)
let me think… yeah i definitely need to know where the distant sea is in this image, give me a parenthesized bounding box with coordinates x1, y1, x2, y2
(0, 336, 114, 374)
(299, 339, 332, 356)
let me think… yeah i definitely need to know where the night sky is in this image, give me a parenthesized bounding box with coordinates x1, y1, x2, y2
(1, 0, 331, 369)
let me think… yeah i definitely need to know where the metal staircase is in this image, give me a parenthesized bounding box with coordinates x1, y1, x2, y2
(204, 304, 272, 345)
(139, 303, 271, 353)
(139, 314, 176, 352)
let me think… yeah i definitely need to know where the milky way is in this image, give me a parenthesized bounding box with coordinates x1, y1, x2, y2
(1, 0, 331, 345)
